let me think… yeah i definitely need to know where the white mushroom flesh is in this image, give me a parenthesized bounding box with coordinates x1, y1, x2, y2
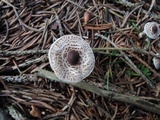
(153, 53, 160, 70)
(143, 22, 160, 39)
(48, 35, 95, 83)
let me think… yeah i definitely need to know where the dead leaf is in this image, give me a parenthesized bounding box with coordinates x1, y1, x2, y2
(30, 105, 41, 118)
(84, 11, 91, 25)
(84, 23, 112, 30)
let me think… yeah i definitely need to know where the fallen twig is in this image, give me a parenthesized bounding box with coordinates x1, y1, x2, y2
(0, 50, 48, 56)
(1, 48, 160, 58)
(35, 69, 160, 115)
(0, 74, 37, 83)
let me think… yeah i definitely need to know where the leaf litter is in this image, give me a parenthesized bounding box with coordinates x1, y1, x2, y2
(0, 0, 160, 119)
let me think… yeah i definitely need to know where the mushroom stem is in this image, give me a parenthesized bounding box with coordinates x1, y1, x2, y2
(152, 24, 158, 34)
(138, 31, 145, 38)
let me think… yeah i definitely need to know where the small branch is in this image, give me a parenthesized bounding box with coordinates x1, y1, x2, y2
(0, 55, 48, 74)
(116, 0, 138, 7)
(93, 48, 160, 58)
(35, 69, 160, 115)
(0, 74, 37, 83)
(53, 9, 64, 37)
(0, 50, 48, 56)
(0, 48, 160, 59)
(11, 55, 48, 70)
(147, 0, 156, 14)
(40, 19, 49, 50)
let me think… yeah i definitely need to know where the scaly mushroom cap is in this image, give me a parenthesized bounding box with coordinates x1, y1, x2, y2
(48, 35, 95, 83)
(143, 22, 160, 39)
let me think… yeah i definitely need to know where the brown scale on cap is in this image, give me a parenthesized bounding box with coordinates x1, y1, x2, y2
(67, 50, 80, 65)
(152, 25, 158, 34)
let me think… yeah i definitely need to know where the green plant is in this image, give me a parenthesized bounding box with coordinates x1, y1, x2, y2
(126, 64, 151, 78)
(130, 22, 141, 33)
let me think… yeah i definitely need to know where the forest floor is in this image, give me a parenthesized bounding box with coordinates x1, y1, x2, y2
(0, 0, 160, 120)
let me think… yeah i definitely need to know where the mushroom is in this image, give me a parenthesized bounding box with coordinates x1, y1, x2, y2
(139, 22, 160, 39)
(48, 35, 95, 83)
(153, 52, 160, 70)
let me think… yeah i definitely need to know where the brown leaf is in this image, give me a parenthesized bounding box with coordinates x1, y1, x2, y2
(30, 105, 41, 118)
(84, 11, 91, 25)
(84, 23, 112, 30)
